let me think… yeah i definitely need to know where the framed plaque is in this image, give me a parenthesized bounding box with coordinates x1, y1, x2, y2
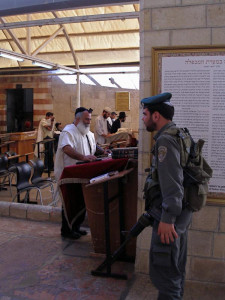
(115, 92, 130, 111)
(152, 46, 225, 204)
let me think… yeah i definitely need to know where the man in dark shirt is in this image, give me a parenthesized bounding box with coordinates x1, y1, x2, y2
(110, 111, 127, 133)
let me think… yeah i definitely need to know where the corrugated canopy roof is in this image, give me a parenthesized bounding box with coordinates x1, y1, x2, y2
(0, 1, 139, 71)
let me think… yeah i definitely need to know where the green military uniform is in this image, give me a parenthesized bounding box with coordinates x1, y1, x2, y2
(149, 122, 192, 300)
(141, 93, 193, 300)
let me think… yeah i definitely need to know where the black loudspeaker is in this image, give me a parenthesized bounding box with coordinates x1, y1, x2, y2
(6, 88, 33, 133)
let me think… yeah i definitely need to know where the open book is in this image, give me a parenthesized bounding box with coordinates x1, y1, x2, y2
(89, 171, 119, 183)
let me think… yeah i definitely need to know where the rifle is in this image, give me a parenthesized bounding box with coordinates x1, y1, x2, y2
(91, 207, 161, 278)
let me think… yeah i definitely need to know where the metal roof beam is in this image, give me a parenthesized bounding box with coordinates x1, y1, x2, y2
(31, 27, 64, 56)
(40, 47, 139, 55)
(26, 15, 31, 55)
(0, 47, 79, 73)
(0, 30, 139, 42)
(0, 12, 139, 30)
(0, 1, 139, 17)
(0, 17, 26, 54)
(52, 11, 79, 70)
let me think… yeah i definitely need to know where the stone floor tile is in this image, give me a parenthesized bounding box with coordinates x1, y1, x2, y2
(0, 217, 224, 300)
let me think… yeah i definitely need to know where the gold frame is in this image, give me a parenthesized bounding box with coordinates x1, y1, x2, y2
(152, 45, 225, 205)
(115, 91, 130, 111)
(152, 45, 225, 94)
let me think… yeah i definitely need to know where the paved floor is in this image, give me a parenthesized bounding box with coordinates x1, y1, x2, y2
(0, 217, 138, 300)
(0, 217, 225, 300)
(1, 173, 225, 299)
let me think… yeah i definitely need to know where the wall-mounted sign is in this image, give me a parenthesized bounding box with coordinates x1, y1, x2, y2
(115, 92, 130, 111)
(152, 45, 225, 204)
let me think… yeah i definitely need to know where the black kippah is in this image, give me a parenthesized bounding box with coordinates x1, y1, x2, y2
(75, 107, 88, 115)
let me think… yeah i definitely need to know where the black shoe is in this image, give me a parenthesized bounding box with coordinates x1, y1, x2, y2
(61, 231, 81, 239)
(76, 229, 87, 236)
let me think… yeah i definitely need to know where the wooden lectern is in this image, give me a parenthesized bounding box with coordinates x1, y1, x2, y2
(9, 131, 37, 159)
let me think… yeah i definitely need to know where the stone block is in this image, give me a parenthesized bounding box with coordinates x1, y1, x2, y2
(137, 226, 152, 250)
(152, 6, 205, 30)
(137, 198, 145, 217)
(140, 31, 170, 57)
(27, 205, 50, 222)
(0, 202, 10, 216)
(33, 103, 53, 110)
(186, 256, 191, 280)
(140, 9, 151, 32)
(33, 93, 51, 100)
(183, 0, 217, 4)
(140, 56, 151, 82)
(212, 28, 225, 45)
(220, 208, 225, 233)
(138, 128, 151, 152)
(139, 80, 151, 100)
(171, 28, 211, 45)
(138, 179, 146, 200)
(188, 230, 213, 257)
(138, 174, 144, 199)
(207, 4, 225, 27)
(213, 233, 225, 258)
(184, 280, 225, 299)
(49, 207, 62, 223)
(191, 206, 219, 231)
(138, 152, 151, 176)
(10, 203, 28, 219)
(190, 257, 225, 282)
(135, 248, 149, 274)
(140, 0, 181, 10)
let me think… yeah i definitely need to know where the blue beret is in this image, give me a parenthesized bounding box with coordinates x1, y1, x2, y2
(141, 92, 172, 107)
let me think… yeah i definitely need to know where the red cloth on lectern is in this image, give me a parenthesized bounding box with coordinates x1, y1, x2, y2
(59, 158, 129, 228)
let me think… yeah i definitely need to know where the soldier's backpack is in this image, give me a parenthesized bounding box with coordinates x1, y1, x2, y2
(163, 127, 213, 212)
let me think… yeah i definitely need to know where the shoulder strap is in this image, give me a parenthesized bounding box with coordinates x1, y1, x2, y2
(162, 126, 192, 167)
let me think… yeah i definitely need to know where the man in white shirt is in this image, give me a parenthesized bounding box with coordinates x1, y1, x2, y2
(94, 107, 112, 144)
(55, 107, 105, 239)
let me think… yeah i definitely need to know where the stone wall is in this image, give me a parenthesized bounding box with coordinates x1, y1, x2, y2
(0, 74, 53, 132)
(138, 0, 225, 283)
(0, 74, 139, 134)
(51, 76, 139, 133)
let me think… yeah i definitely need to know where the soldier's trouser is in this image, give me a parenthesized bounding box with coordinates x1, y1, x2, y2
(149, 208, 192, 300)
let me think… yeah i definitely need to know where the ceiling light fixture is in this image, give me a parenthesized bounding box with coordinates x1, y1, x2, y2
(57, 68, 75, 74)
(32, 61, 53, 69)
(0, 48, 79, 74)
(0, 52, 24, 62)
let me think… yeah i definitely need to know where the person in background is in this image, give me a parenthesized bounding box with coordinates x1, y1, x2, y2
(55, 122, 63, 132)
(141, 92, 192, 300)
(54, 107, 106, 239)
(53, 122, 63, 153)
(107, 111, 117, 132)
(35, 112, 55, 171)
(110, 111, 127, 134)
(94, 107, 112, 144)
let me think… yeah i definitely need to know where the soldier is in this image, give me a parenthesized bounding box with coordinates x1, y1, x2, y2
(141, 92, 193, 300)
